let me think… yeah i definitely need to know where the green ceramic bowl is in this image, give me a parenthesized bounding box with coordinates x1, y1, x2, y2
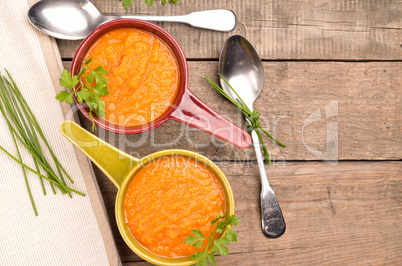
(61, 121, 235, 266)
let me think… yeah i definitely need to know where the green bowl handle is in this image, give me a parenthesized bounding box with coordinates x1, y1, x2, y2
(61, 121, 139, 189)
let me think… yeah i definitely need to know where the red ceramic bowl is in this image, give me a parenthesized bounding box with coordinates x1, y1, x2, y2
(71, 19, 251, 148)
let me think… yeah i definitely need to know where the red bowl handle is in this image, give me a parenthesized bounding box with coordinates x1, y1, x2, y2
(169, 89, 252, 149)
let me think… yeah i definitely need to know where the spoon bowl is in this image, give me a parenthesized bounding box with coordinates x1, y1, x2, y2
(219, 35, 264, 109)
(218, 35, 286, 238)
(28, 0, 236, 40)
(28, 0, 106, 40)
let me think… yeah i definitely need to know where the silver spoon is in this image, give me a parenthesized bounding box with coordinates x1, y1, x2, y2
(219, 35, 285, 238)
(28, 0, 236, 40)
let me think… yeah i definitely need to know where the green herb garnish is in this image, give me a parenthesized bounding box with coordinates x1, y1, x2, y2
(56, 58, 109, 131)
(0, 70, 85, 216)
(185, 209, 240, 266)
(120, 0, 179, 9)
(207, 74, 286, 165)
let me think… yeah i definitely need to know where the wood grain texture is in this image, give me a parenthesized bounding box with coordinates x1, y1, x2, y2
(63, 61, 402, 161)
(91, 161, 402, 265)
(57, 0, 402, 60)
(56, 1, 402, 265)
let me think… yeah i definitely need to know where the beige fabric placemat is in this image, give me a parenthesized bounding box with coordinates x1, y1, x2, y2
(0, 1, 120, 264)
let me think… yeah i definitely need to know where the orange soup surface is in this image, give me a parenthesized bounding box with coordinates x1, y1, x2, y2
(84, 28, 179, 126)
(124, 156, 226, 258)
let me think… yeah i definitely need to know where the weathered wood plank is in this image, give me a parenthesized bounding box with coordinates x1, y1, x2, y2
(92, 161, 402, 264)
(57, 0, 402, 60)
(62, 61, 402, 161)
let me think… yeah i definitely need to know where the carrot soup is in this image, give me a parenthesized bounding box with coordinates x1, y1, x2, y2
(84, 28, 179, 126)
(124, 156, 226, 258)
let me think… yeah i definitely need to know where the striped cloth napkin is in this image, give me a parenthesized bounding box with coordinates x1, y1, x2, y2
(0, 1, 119, 265)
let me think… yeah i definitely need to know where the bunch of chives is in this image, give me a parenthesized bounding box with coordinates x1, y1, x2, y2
(0, 70, 85, 216)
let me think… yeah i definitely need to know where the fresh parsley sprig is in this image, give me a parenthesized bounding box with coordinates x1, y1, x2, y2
(56, 58, 109, 131)
(120, 0, 179, 9)
(185, 210, 240, 266)
(206, 74, 286, 165)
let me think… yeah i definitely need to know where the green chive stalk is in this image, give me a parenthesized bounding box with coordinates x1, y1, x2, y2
(0, 70, 85, 215)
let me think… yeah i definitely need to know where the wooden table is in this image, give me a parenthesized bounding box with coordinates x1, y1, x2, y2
(59, 0, 401, 264)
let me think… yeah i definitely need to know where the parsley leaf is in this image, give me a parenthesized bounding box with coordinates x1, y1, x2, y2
(185, 229, 205, 249)
(185, 209, 240, 265)
(92, 99, 106, 118)
(77, 65, 86, 77)
(216, 220, 226, 233)
(59, 70, 79, 90)
(121, 0, 134, 9)
(120, 0, 179, 9)
(56, 58, 109, 131)
(55, 90, 74, 104)
(76, 89, 90, 103)
(211, 215, 225, 226)
(187, 238, 203, 249)
(91, 82, 109, 98)
(86, 72, 95, 83)
(228, 215, 240, 225)
(197, 256, 208, 266)
(211, 238, 229, 256)
(223, 229, 237, 243)
(145, 0, 153, 7)
(216, 214, 240, 233)
(84, 58, 92, 65)
(190, 252, 204, 261)
(206, 253, 217, 266)
(92, 66, 108, 82)
(192, 229, 205, 238)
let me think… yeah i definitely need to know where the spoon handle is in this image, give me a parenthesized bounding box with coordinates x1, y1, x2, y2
(107, 10, 236, 32)
(251, 130, 286, 238)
